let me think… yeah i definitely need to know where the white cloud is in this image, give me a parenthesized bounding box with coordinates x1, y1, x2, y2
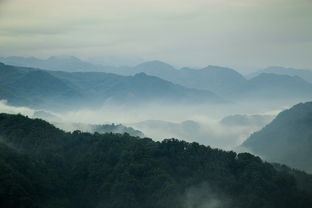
(0, 100, 34, 116)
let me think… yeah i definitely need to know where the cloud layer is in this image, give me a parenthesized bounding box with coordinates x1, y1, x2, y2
(0, 0, 311, 70)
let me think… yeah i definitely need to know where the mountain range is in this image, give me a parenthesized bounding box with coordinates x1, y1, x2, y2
(0, 62, 222, 109)
(128, 61, 247, 96)
(232, 73, 312, 101)
(0, 57, 249, 95)
(115, 61, 312, 101)
(249, 66, 312, 83)
(1, 57, 312, 106)
(0, 56, 103, 72)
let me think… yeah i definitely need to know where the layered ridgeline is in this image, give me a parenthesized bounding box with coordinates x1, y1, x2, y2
(0, 113, 312, 208)
(0, 63, 222, 109)
(2, 57, 312, 102)
(242, 102, 312, 173)
(249, 66, 312, 83)
(0, 56, 104, 72)
(0, 56, 130, 73)
(0, 57, 248, 95)
(128, 61, 246, 96)
(88, 60, 312, 101)
(235, 73, 312, 101)
(130, 62, 312, 101)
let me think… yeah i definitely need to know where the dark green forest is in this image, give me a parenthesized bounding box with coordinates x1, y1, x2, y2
(0, 113, 312, 208)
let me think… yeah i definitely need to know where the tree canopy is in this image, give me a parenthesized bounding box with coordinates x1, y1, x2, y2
(0, 113, 311, 208)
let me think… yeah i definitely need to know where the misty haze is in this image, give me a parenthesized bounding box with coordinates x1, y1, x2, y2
(0, 0, 312, 208)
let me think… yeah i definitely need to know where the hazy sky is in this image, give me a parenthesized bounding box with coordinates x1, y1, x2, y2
(0, 0, 311, 71)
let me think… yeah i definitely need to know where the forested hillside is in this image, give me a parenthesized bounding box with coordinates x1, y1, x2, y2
(242, 102, 312, 172)
(0, 113, 311, 208)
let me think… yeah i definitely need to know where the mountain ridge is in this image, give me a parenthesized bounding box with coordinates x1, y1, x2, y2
(2, 57, 312, 103)
(249, 66, 312, 83)
(0, 63, 223, 109)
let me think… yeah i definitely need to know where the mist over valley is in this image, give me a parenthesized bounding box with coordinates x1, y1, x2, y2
(1, 0, 312, 207)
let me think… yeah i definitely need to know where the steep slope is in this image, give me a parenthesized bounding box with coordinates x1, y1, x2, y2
(242, 102, 312, 172)
(0, 86, 27, 106)
(0, 113, 311, 208)
(0, 63, 80, 107)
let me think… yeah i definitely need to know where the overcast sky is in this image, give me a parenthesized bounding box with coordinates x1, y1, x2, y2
(0, 0, 311, 71)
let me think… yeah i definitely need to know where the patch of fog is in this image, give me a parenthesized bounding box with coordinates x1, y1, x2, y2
(55, 103, 282, 150)
(53, 104, 284, 150)
(129, 117, 272, 150)
(54, 122, 94, 132)
(184, 183, 229, 208)
(0, 100, 285, 150)
(0, 100, 34, 116)
(54, 102, 283, 124)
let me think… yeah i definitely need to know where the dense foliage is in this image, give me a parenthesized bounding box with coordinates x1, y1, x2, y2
(52, 122, 144, 137)
(92, 123, 144, 137)
(243, 102, 312, 172)
(0, 113, 312, 208)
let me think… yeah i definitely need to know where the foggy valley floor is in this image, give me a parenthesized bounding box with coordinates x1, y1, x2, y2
(0, 99, 283, 150)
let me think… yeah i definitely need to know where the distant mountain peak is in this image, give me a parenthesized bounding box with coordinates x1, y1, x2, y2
(205, 65, 232, 69)
(252, 72, 306, 82)
(202, 65, 241, 73)
(248, 66, 312, 83)
(134, 72, 148, 77)
(135, 60, 175, 70)
(48, 55, 81, 61)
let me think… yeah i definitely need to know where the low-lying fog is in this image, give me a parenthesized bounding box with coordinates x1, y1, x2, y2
(0, 99, 291, 150)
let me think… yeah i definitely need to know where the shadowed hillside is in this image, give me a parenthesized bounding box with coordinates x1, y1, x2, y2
(242, 102, 312, 172)
(0, 63, 223, 109)
(0, 113, 311, 208)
